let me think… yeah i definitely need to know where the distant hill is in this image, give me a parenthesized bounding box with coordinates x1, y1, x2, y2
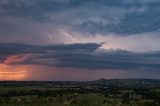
(0, 79, 160, 88)
(91, 78, 160, 88)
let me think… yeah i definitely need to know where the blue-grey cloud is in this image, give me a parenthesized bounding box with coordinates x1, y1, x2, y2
(0, 43, 160, 70)
(0, 0, 92, 21)
(68, 0, 160, 35)
(0, 0, 160, 39)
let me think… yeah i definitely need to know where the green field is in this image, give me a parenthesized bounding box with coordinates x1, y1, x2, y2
(0, 79, 160, 106)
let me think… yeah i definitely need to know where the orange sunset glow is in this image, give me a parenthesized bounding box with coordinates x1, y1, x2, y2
(0, 64, 28, 80)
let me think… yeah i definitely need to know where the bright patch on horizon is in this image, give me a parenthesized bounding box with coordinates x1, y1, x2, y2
(0, 64, 28, 80)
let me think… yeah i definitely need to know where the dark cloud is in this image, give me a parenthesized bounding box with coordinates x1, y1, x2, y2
(0, 43, 101, 55)
(1, 0, 160, 40)
(70, 1, 160, 35)
(0, 0, 160, 80)
(0, 43, 160, 70)
(0, 0, 91, 21)
(104, 5, 160, 35)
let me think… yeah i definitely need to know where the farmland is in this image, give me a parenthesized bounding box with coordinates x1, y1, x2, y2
(0, 79, 160, 106)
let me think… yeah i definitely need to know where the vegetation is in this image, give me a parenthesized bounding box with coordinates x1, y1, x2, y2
(0, 79, 160, 106)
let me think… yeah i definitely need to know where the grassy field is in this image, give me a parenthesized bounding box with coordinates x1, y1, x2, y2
(0, 79, 160, 106)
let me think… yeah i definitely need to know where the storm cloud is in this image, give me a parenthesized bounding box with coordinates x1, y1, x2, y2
(0, 0, 160, 43)
(0, 0, 160, 80)
(0, 43, 160, 70)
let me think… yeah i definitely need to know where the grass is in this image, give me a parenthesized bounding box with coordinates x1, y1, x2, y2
(0, 85, 159, 106)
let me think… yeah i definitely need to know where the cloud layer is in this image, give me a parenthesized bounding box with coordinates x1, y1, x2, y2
(0, 43, 160, 71)
(0, 0, 160, 35)
(1, 0, 160, 44)
(0, 0, 160, 80)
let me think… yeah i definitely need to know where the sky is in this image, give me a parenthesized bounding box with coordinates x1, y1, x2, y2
(0, 0, 160, 80)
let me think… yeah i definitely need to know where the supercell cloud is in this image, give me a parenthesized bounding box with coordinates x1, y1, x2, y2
(0, 0, 160, 80)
